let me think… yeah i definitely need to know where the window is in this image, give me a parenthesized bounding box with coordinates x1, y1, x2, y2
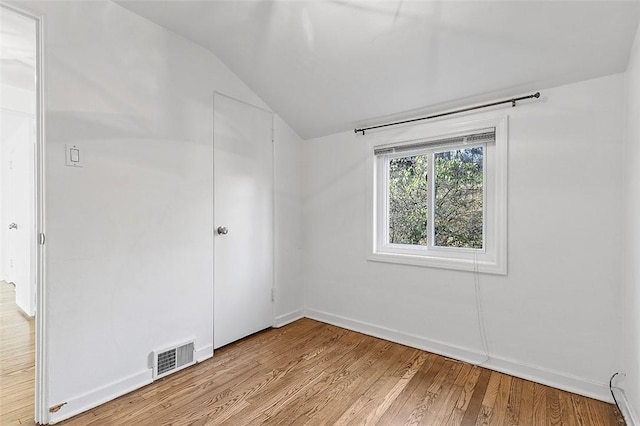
(367, 114, 507, 274)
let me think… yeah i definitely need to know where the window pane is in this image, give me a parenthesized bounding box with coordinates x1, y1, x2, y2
(434, 147, 483, 249)
(388, 154, 428, 245)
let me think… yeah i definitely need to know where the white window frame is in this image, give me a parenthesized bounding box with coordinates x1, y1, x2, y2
(366, 113, 508, 275)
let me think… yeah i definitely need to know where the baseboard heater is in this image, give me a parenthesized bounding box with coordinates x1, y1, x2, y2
(152, 340, 195, 380)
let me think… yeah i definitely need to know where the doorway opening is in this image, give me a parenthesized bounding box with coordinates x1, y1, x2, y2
(0, 3, 45, 424)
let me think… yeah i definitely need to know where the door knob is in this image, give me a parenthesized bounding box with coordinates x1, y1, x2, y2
(8, 223, 17, 230)
(217, 226, 228, 235)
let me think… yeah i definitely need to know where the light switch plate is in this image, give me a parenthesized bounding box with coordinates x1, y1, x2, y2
(65, 144, 83, 167)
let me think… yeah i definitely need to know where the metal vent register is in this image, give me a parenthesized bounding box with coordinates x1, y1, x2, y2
(152, 341, 195, 379)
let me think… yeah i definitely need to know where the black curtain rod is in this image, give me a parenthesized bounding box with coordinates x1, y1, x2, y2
(354, 92, 541, 135)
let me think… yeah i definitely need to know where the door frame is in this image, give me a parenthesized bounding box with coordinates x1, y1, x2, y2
(1, 2, 47, 423)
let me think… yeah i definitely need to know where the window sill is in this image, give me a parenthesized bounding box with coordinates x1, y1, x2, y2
(367, 251, 506, 275)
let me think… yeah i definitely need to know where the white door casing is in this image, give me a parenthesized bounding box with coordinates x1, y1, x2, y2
(213, 93, 274, 349)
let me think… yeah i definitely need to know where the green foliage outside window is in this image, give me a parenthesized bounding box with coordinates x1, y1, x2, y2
(389, 155, 429, 245)
(434, 147, 483, 248)
(388, 147, 484, 249)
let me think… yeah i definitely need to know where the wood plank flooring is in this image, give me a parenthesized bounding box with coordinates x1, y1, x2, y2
(0, 278, 624, 425)
(58, 318, 621, 425)
(0, 280, 35, 425)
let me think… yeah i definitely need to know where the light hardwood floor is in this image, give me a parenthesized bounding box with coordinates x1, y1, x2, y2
(0, 280, 36, 425)
(0, 280, 624, 425)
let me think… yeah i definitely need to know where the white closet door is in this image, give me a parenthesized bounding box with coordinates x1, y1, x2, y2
(213, 94, 273, 349)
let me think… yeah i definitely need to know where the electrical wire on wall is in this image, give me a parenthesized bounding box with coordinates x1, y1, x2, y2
(473, 251, 490, 365)
(609, 372, 625, 421)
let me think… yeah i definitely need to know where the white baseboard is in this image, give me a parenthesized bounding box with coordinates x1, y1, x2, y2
(195, 344, 214, 363)
(614, 387, 639, 426)
(484, 356, 611, 403)
(46, 310, 616, 424)
(49, 343, 214, 424)
(16, 301, 35, 319)
(304, 308, 612, 403)
(48, 370, 153, 424)
(274, 309, 305, 328)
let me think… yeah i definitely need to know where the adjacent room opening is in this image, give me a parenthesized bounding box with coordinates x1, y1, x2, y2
(0, 4, 44, 423)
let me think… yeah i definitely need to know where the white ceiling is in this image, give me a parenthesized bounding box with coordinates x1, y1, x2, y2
(116, 0, 640, 139)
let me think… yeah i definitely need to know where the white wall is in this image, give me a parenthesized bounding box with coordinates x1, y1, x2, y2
(0, 112, 9, 283)
(0, 84, 35, 113)
(302, 74, 625, 402)
(23, 1, 302, 422)
(274, 115, 305, 326)
(623, 22, 640, 425)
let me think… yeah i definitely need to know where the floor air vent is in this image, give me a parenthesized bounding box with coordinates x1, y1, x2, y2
(152, 341, 195, 379)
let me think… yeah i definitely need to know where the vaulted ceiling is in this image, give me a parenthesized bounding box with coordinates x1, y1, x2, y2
(117, 0, 640, 139)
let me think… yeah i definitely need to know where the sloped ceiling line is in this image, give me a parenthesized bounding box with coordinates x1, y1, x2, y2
(115, 0, 640, 139)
